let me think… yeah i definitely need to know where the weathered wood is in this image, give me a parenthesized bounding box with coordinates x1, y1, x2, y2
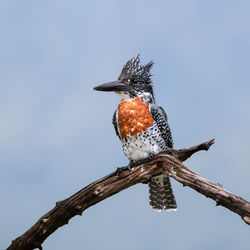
(7, 139, 250, 250)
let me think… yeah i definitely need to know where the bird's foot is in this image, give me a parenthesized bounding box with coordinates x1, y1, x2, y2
(148, 153, 156, 159)
(115, 163, 133, 174)
(132, 156, 154, 167)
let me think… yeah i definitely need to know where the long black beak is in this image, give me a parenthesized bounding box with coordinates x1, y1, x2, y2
(93, 81, 127, 92)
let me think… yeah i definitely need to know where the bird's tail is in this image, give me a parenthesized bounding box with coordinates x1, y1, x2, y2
(148, 174, 177, 211)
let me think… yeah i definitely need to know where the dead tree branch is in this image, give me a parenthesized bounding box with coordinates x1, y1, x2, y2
(7, 139, 250, 250)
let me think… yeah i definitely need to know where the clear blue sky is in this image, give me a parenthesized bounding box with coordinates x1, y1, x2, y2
(1, 1, 250, 249)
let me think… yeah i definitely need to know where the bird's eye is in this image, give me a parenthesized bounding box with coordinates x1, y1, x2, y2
(129, 79, 137, 84)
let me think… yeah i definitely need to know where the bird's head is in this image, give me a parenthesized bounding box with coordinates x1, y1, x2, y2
(93, 55, 155, 103)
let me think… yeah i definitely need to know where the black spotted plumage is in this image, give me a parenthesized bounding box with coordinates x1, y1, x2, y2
(95, 55, 177, 211)
(112, 101, 177, 211)
(149, 105, 173, 148)
(112, 110, 120, 139)
(149, 174, 177, 210)
(148, 104, 176, 210)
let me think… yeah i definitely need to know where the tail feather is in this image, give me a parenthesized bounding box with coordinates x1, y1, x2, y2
(149, 174, 177, 211)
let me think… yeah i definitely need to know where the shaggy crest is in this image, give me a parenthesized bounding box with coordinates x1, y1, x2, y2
(118, 55, 154, 85)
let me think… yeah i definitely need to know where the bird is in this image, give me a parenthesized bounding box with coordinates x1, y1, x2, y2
(93, 55, 177, 211)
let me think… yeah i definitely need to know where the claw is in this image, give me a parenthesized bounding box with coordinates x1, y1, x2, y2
(115, 165, 132, 174)
(115, 157, 153, 175)
(148, 153, 155, 159)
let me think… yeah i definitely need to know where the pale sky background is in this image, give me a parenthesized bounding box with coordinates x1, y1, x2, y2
(1, 1, 250, 249)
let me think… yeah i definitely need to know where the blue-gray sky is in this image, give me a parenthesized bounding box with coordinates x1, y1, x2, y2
(1, 1, 250, 249)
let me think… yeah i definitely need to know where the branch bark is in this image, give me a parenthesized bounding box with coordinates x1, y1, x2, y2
(7, 139, 250, 250)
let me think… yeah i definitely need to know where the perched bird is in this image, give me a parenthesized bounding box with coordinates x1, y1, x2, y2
(93, 55, 177, 211)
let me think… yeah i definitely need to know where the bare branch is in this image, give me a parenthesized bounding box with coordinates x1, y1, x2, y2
(7, 139, 250, 250)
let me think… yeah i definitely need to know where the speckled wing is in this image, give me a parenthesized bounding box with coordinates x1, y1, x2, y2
(149, 104, 173, 149)
(112, 110, 121, 140)
(148, 104, 177, 211)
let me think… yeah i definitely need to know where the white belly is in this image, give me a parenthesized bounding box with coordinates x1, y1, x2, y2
(121, 124, 165, 162)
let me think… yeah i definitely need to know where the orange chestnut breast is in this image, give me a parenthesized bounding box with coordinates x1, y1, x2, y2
(118, 97, 153, 139)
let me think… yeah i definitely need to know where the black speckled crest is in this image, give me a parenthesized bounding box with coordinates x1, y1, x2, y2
(118, 55, 154, 86)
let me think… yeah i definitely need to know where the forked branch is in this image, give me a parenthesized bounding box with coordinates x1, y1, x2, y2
(7, 139, 250, 250)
